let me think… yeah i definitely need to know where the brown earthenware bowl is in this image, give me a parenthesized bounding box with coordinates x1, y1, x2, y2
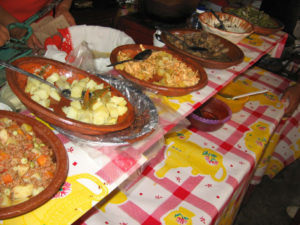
(222, 7, 284, 35)
(110, 44, 208, 96)
(6, 56, 135, 136)
(160, 28, 244, 69)
(0, 110, 68, 219)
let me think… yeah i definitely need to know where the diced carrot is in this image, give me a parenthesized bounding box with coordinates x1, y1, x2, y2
(2, 174, 13, 184)
(25, 133, 33, 140)
(37, 155, 48, 166)
(0, 151, 9, 161)
(83, 88, 90, 109)
(44, 170, 54, 178)
(17, 128, 24, 136)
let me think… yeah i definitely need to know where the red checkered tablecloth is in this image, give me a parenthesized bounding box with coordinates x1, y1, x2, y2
(1, 31, 289, 225)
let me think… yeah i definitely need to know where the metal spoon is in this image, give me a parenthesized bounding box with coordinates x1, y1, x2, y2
(220, 89, 269, 100)
(209, 9, 227, 31)
(0, 60, 79, 101)
(158, 27, 208, 52)
(107, 49, 152, 67)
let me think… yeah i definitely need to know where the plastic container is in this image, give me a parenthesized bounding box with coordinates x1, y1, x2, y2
(188, 97, 232, 132)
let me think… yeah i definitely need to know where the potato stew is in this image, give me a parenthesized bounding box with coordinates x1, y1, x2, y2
(23, 63, 128, 126)
(0, 117, 56, 207)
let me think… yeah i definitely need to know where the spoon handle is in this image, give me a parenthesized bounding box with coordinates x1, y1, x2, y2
(0, 60, 57, 89)
(107, 59, 133, 67)
(232, 89, 269, 100)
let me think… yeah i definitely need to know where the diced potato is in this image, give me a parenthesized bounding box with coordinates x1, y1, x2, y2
(17, 165, 29, 176)
(110, 96, 127, 106)
(77, 110, 92, 123)
(86, 79, 98, 90)
(71, 85, 83, 98)
(0, 194, 12, 207)
(32, 187, 45, 196)
(46, 72, 60, 83)
(31, 94, 41, 103)
(38, 99, 50, 108)
(70, 100, 82, 110)
(95, 83, 104, 90)
(31, 173, 41, 180)
(117, 105, 127, 116)
(49, 89, 61, 101)
(105, 117, 117, 125)
(93, 105, 109, 121)
(106, 103, 119, 118)
(12, 184, 34, 200)
(65, 106, 78, 120)
(91, 100, 103, 111)
(33, 89, 50, 100)
(92, 116, 105, 125)
(0, 129, 8, 144)
(40, 83, 51, 93)
(55, 78, 70, 90)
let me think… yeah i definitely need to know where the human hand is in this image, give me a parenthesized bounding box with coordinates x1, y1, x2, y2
(0, 24, 9, 46)
(26, 33, 43, 49)
(55, 5, 76, 26)
(281, 83, 300, 117)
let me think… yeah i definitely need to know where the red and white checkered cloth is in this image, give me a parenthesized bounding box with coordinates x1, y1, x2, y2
(70, 32, 293, 225)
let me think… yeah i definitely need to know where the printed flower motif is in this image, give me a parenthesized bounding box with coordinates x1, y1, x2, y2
(203, 151, 219, 165)
(175, 213, 189, 224)
(54, 182, 72, 198)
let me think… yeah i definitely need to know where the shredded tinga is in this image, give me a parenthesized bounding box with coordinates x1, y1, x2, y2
(116, 47, 200, 88)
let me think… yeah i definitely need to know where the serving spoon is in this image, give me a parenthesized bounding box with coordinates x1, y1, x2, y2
(0, 60, 79, 101)
(220, 89, 269, 100)
(107, 49, 152, 67)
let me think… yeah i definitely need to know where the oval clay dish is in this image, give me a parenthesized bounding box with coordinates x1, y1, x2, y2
(0, 110, 68, 219)
(110, 44, 208, 96)
(6, 56, 135, 136)
(222, 7, 284, 35)
(160, 28, 244, 69)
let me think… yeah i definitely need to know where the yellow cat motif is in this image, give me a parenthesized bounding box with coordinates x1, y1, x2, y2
(156, 129, 227, 182)
(3, 173, 108, 225)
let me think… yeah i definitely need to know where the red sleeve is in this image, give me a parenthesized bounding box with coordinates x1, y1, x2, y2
(0, 0, 52, 22)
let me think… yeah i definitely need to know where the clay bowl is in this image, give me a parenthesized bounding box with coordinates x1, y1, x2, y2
(223, 7, 284, 35)
(160, 28, 244, 69)
(0, 110, 68, 219)
(6, 56, 135, 136)
(140, 0, 200, 22)
(110, 44, 208, 96)
(188, 97, 232, 132)
(198, 11, 254, 43)
(251, 18, 284, 35)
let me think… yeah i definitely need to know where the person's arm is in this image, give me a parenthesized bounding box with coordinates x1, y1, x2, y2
(55, 0, 76, 26)
(281, 82, 300, 117)
(0, 6, 43, 49)
(0, 24, 9, 46)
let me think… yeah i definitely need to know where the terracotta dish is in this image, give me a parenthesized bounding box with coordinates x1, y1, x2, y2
(198, 11, 254, 43)
(0, 110, 68, 219)
(223, 7, 284, 35)
(110, 44, 208, 96)
(6, 56, 135, 136)
(160, 28, 244, 69)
